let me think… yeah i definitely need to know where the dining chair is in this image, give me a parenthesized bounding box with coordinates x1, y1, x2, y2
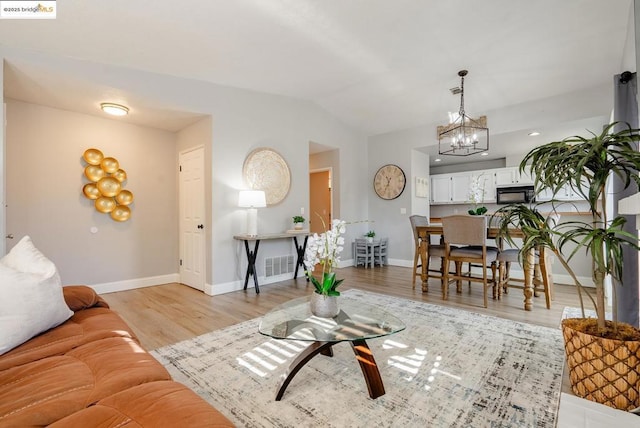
(409, 215, 445, 289)
(374, 238, 388, 266)
(442, 215, 499, 308)
(354, 238, 373, 268)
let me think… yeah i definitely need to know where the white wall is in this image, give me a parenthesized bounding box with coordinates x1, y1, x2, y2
(410, 149, 429, 219)
(5, 100, 179, 288)
(0, 47, 367, 295)
(368, 125, 435, 265)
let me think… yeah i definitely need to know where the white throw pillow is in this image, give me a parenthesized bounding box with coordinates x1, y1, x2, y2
(0, 236, 73, 355)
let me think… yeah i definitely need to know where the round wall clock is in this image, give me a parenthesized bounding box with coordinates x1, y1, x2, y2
(374, 164, 406, 200)
(243, 148, 291, 205)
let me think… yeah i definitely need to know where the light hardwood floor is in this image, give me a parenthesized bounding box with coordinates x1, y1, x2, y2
(104, 265, 585, 350)
(104, 265, 583, 393)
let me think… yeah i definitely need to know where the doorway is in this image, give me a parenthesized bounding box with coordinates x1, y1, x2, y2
(309, 168, 332, 234)
(178, 146, 206, 291)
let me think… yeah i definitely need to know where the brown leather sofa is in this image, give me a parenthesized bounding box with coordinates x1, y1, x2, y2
(0, 285, 234, 427)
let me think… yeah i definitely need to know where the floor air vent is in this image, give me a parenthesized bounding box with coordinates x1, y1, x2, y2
(265, 255, 295, 277)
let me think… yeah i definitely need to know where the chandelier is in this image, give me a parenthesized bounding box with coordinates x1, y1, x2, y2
(437, 70, 489, 156)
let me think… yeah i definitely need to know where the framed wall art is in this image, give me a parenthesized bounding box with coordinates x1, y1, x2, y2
(415, 176, 429, 198)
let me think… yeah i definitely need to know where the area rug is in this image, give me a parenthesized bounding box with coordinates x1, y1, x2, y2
(151, 289, 564, 427)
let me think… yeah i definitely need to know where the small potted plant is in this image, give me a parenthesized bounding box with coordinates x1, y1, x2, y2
(365, 230, 376, 243)
(292, 215, 305, 230)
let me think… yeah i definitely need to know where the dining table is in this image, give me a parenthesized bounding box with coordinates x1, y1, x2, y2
(416, 225, 553, 311)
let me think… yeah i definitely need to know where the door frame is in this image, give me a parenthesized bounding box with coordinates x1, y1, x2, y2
(178, 145, 206, 291)
(309, 167, 333, 231)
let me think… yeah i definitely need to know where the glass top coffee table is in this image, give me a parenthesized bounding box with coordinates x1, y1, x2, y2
(259, 294, 405, 401)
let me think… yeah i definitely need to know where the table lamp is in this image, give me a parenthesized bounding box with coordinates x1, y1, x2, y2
(238, 190, 266, 236)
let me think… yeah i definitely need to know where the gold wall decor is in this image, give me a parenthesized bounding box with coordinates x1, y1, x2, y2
(81, 148, 134, 222)
(110, 205, 131, 222)
(83, 148, 104, 165)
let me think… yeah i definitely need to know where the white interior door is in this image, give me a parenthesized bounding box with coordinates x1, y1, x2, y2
(179, 146, 205, 290)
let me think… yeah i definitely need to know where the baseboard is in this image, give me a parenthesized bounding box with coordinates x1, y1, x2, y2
(338, 258, 412, 268)
(387, 258, 413, 268)
(206, 271, 307, 296)
(91, 273, 180, 294)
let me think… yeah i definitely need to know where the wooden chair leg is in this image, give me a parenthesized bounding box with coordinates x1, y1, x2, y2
(412, 244, 419, 288)
(442, 258, 449, 300)
(491, 262, 497, 299)
(482, 264, 488, 308)
(503, 262, 511, 295)
(497, 261, 505, 300)
(455, 262, 462, 293)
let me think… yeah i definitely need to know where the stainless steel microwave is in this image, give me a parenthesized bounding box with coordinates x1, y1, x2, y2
(496, 185, 535, 204)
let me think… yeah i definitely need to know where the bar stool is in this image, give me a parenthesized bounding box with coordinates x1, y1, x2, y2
(496, 248, 552, 309)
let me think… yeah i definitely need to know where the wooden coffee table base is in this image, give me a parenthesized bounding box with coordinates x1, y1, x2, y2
(275, 338, 385, 401)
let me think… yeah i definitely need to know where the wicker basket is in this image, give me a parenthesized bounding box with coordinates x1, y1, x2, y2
(561, 319, 640, 410)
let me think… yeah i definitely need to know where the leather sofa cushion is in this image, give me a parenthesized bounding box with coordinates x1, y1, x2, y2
(49, 381, 235, 427)
(0, 336, 171, 427)
(63, 285, 110, 311)
(0, 307, 137, 371)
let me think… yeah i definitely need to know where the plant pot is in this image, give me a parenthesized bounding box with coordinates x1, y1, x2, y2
(561, 318, 640, 411)
(367, 237, 373, 243)
(310, 293, 339, 318)
(294, 223, 303, 230)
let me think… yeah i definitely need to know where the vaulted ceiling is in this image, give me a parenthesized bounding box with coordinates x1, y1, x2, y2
(0, 0, 635, 164)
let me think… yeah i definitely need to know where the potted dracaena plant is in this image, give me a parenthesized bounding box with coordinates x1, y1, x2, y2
(494, 122, 640, 411)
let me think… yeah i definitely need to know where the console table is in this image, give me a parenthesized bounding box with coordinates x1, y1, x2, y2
(233, 232, 309, 294)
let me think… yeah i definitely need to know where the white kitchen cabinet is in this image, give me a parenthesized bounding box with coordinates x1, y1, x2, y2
(471, 171, 496, 203)
(494, 167, 518, 186)
(451, 173, 471, 203)
(430, 172, 473, 204)
(494, 167, 534, 186)
(536, 185, 556, 201)
(430, 175, 452, 204)
(517, 168, 534, 185)
(429, 166, 536, 205)
(536, 181, 588, 202)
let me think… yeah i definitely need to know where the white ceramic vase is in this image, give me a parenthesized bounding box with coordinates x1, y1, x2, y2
(310, 293, 339, 318)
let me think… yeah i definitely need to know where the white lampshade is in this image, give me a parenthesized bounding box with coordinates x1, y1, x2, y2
(238, 190, 266, 208)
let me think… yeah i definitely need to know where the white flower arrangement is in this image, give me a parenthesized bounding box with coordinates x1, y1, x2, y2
(468, 174, 488, 215)
(304, 219, 346, 296)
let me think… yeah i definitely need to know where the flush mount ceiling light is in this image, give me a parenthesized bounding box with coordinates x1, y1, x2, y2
(528, 131, 541, 136)
(437, 70, 489, 156)
(100, 103, 129, 116)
